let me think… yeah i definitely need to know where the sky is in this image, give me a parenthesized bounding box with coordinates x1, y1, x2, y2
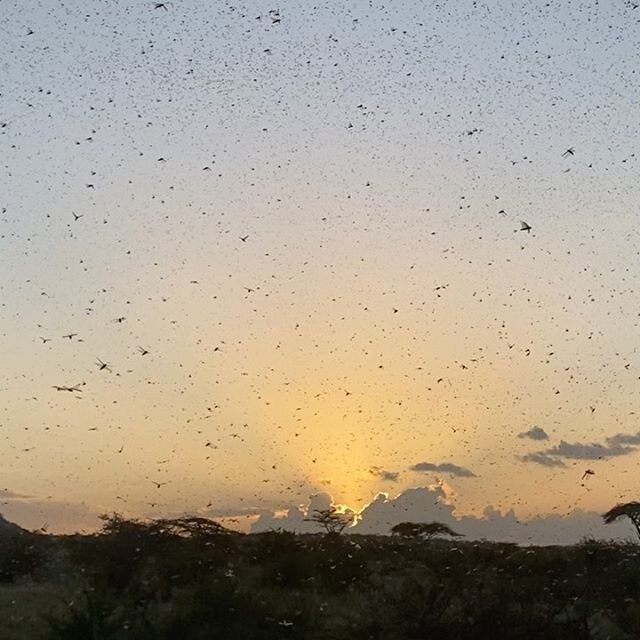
(2, 0, 640, 542)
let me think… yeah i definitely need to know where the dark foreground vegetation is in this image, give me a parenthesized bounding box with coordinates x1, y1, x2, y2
(2, 514, 640, 640)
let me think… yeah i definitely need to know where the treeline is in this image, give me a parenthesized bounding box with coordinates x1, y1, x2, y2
(1, 514, 640, 639)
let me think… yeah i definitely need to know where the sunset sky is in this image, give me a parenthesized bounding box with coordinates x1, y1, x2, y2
(3, 0, 640, 540)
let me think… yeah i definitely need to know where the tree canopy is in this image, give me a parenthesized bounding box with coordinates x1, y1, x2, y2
(603, 502, 640, 540)
(305, 507, 354, 535)
(98, 513, 236, 540)
(391, 521, 463, 539)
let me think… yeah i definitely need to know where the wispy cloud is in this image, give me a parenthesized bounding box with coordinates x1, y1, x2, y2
(0, 489, 32, 501)
(518, 426, 549, 441)
(410, 462, 476, 478)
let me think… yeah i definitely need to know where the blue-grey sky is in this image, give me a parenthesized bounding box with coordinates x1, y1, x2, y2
(2, 0, 640, 539)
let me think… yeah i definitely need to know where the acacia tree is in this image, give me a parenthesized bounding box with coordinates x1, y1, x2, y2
(152, 516, 237, 539)
(603, 502, 640, 540)
(391, 521, 462, 539)
(305, 507, 353, 535)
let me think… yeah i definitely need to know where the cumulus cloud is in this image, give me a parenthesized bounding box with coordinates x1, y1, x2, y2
(453, 505, 633, 546)
(252, 492, 346, 534)
(518, 426, 549, 441)
(2, 484, 634, 545)
(522, 430, 640, 467)
(369, 466, 400, 482)
(354, 486, 456, 534)
(410, 462, 476, 478)
(250, 486, 636, 545)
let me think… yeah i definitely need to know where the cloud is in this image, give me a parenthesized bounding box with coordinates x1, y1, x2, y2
(2, 485, 632, 545)
(521, 430, 640, 467)
(518, 426, 549, 441)
(252, 493, 341, 534)
(0, 496, 100, 534)
(354, 487, 457, 535)
(0, 489, 32, 501)
(520, 452, 567, 468)
(369, 466, 400, 482)
(606, 431, 640, 447)
(353, 488, 637, 545)
(546, 440, 633, 460)
(198, 506, 272, 519)
(410, 462, 476, 478)
(250, 486, 637, 545)
(454, 505, 634, 546)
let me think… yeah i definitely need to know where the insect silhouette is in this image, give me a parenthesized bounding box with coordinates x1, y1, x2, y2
(95, 358, 111, 372)
(53, 384, 84, 393)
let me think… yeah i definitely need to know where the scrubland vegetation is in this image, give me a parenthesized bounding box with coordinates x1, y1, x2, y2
(1, 514, 639, 639)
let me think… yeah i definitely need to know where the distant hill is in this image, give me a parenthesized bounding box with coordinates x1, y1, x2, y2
(0, 514, 26, 537)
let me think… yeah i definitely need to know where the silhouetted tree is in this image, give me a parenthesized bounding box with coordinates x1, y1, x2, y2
(603, 502, 640, 540)
(391, 521, 462, 539)
(305, 507, 353, 534)
(98, 512, 156, 537)
(152, 516, 238, 539)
